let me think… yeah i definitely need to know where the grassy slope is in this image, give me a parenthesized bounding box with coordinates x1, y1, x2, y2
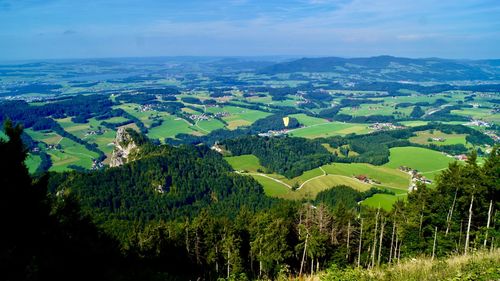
(225, 154, 410, 204)
(25, 154, 41, 174)
(409, 130, 467, 146)
(288, 122, 370, 138)
(289, 113, 329, 126)
(321, 249, 500, 281)
(322, 163, 410, 190)
(384, 147, 454, 180)
(225, 155, 264, 172)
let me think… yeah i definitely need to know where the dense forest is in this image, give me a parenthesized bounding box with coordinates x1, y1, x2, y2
(2, 121, 498, 280)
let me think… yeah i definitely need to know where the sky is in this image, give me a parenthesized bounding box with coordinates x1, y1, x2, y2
(0, 0, 499, 60)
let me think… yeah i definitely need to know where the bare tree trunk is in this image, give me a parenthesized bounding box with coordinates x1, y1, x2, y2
(227, 248, 230, 278)
(299, 233, 308, 276)
(185, 224, 190, 254)
(195, 230, 201, 264)
(490, 236, 495, 252)
(465, 195, 474, 255)
(346, 220, 351, 260)
(378, 218, 385, 266)
(215, 245, 219, 273)
(419, 207, 424, 237)
(432, 226, 438, 260)
(357, 219, 363, 268)
(371, 208, 380, 268)
(484, 200, 493, 248)
(395, 231, 399, 261)
(397, 240, 402, 264)
(458, 220, 463, 253)
(446, 188, 458, 236)
(259, 248, 262, 277)
(389, 222, 396, 263)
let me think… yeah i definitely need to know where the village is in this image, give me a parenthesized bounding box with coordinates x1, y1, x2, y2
(398, 166, 433, 191)
(369, 122, 406, 131)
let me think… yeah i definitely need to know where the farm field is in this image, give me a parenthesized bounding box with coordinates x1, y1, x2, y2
(409, 130, 468, 146)
(147, 114, 202, 141)
(362, 193, 403, 211)
(287, 122, 370, 138)
(196, 119, 225, 132)
(225, 154, 264, 172)
(288, 113, 329, 126)
(25, 129, 63, 145)
(339, 103, 412, 117)
(205, 105, 271, 130)
(384, 146, 455, 180)
(25, 154, 41, 174)
(399, 121, 429, 127)
(56, 117, 117, 155)
(321, 162, 410, 190)
(47, 138, 100, 172)
(451, 108, 500, 124)
(288, 174, 371, 200)
(225, 155, 407, 202)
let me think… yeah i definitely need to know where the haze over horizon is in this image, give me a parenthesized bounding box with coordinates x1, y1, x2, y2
(1, 0, 499, 61)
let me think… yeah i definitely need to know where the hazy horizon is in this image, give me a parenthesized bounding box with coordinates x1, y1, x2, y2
(1, 0, 499, 61)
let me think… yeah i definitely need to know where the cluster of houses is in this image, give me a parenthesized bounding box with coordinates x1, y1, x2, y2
(189, 114, 210, 121)
(465, 119, 492, 127)
(429, 137, 445, 142)
(484, 131, 500, 142)
(369, 122, 405, 131)
(84, 128, 106, 137)
(210, 143, 224, 154)
(454, 154, 468, 161)
(353, 175, 381, 185)
(213, 111, 230, 118)
(399, 166, 432, 191)
(139, 104, 155, 112)
(47, 144, 62, 150)
(258, 129, 289, 137)
(189, 112, 230, 121)
(91, 159, 104, 170)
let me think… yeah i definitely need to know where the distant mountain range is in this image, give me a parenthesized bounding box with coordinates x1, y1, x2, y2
(261, 56, 500, 82)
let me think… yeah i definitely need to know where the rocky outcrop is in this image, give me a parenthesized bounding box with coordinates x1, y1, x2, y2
(109, 128, 139, 167)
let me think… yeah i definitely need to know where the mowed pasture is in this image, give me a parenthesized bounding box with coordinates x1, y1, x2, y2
(25, 154, 42, 174)
(47, 138, 100, 172)
(322, 162, 410, 190)
(56, 117, 117, 155)
(205, 105, 271, 130)
(362, 193, 403, 211)
(225, 154, 264, 172)
(409, 130, 467, 146)
(384, 147, 455, 180)
(287, 122, 370, 138)
(289, 114, 329, 126)
(225, 154, 407, 202)
(147, 114, 202, 140)
(339, 103, 412, 117)
(451, 108, 500, 124)
(289, 174, 371, 200)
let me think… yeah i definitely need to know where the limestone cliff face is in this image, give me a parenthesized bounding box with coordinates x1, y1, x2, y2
(109, 128, 139, 167)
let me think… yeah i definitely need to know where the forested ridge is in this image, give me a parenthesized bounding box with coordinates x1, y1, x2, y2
(1, 121, 499, 280)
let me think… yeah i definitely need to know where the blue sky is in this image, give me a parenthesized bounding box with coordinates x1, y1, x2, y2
(0, 0, 499, 60)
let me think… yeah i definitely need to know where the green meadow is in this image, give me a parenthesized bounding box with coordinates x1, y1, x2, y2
(384, 146, 455, 180)
(409, 130, 468, 146)
(288, 122, 370, 138)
